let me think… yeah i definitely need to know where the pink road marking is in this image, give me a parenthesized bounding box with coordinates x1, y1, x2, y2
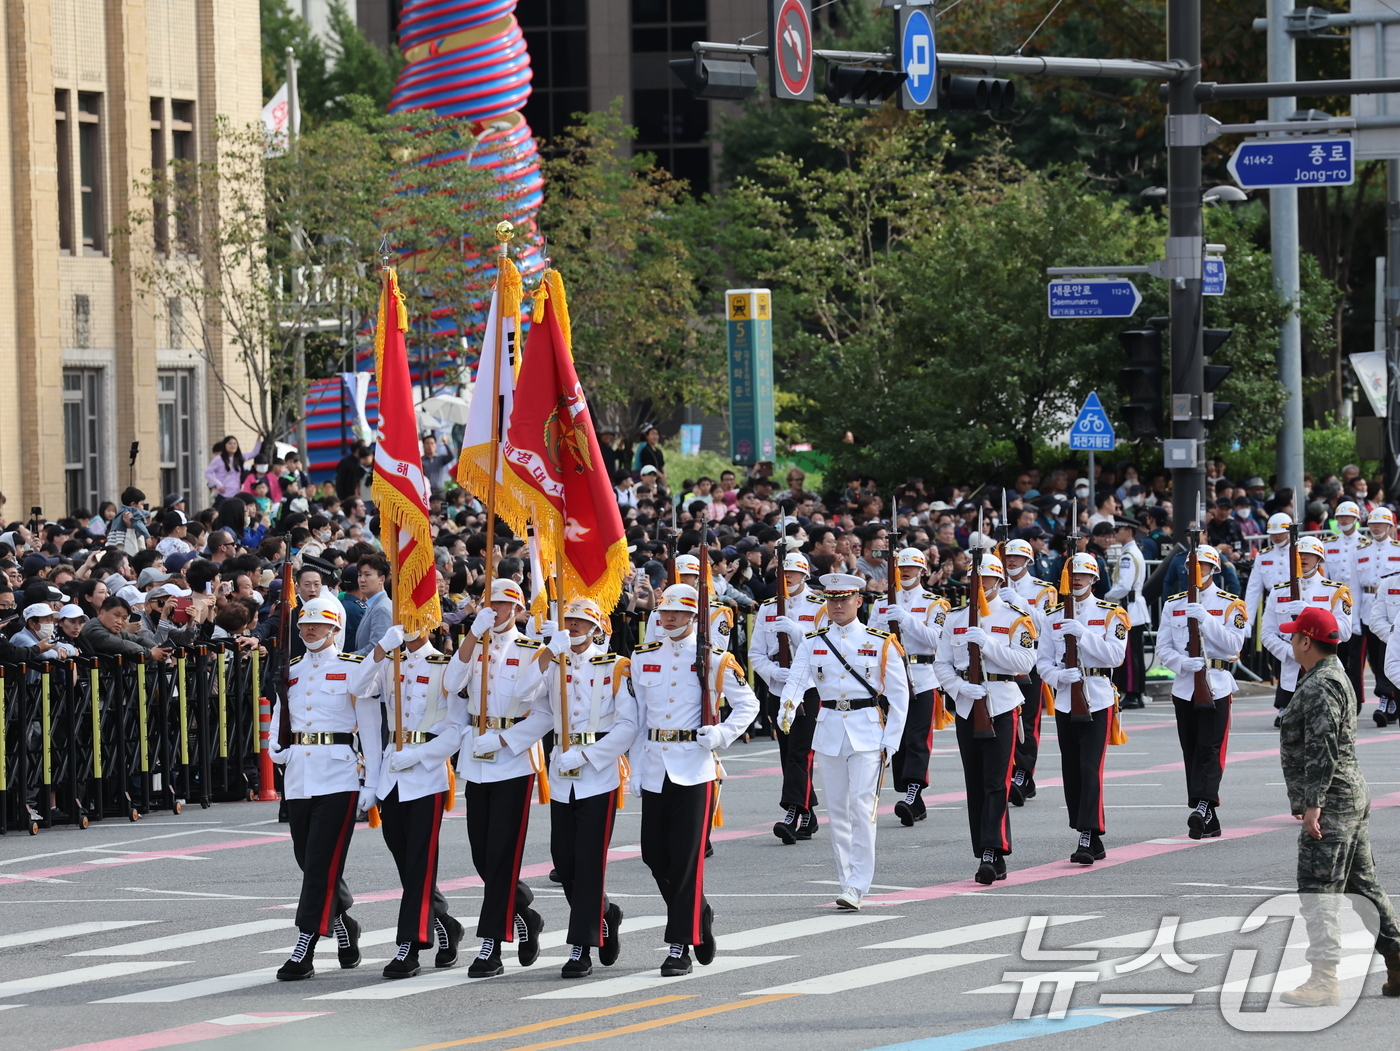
(45, 1012, 329, 1051)
(726, 766, 784, 780)
(0, 836, 288, 886)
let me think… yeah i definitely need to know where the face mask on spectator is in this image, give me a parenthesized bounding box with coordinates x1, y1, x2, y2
(34, 622, 54, 641)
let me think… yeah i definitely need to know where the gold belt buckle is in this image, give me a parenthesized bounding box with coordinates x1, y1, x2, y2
(836, 698, 851, 711)
(558, 763, 582, 779)
(661, 729, 678, 742)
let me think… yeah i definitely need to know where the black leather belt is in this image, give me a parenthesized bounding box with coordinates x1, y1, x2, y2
(1365, 586, 1379, 594)
(566, 731, 608, 745)
(1208, 658, 1235, 670)
(395, 731, 438, 745)
(820, 699, 880, 710)
(293, 731, 355, 746)
(1083, 668, 1115, 678)
(957, 671, 1016, 682)
(908, 654, 937, 664)
(648, 728, 698, 742)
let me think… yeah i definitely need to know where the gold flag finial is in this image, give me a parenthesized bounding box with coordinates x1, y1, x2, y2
(496, 220, 515, 244)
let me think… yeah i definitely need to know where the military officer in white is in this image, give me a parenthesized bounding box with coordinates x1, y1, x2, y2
(1156, 545, 1248, 838)
(1263, 536, 1353, 712)
(538, 597, 638, 978)
(1002, 539, 1058, 804)
(1106, 516, 1150, 709)
(1036, 555, 1127, 865)
(349, 619, 465, 979)
(934, 552, 1038, 885)
(629, 583, 758, 976)
(750, 550, 827, 842)
(444, 577, 552, 978)
(867, 549, 945, 826)
(269, 597, 379, 980)
(1363, 508, 1400, 723)
(1326, 501, 1370, 699)
(644, 553, 734, 644)
(779, 573, 909, 911)
(1245, 512, 1295, 625)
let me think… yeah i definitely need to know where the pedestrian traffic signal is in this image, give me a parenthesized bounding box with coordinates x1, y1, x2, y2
(824, 64, 907, 108)
(1118, 327, 1164, 440)
(1202, 327, 1233, 423)
(940, 75, 1015, 111)
(669, 54, 759, 101)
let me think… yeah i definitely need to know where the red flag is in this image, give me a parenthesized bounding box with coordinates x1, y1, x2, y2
(502, 271, 629, 611)
(371, 268, 442, 634)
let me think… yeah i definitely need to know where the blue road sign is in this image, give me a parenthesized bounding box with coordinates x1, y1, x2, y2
(1069, 392, 1116, 451)
(1047, 278, 1143, 319)
(1203, 257, 1226, 296)
(899, 7, 936, 108)
(1227, 137, 1354, 189)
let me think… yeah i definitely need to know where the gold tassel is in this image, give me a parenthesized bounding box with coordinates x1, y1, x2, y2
(712, 797, 725, 828)
(1059, 560, 1071, 596)
(537, 768, 551, 805)
(366, 805, 382, 829)
(976, 573, 991, 618)
(1042, 681, 1056, 716)
(616, 756, 630, 810)
(932, 689, 954, 729)
(445, 765, 457, 811)
(1109, 706, 1130, 746)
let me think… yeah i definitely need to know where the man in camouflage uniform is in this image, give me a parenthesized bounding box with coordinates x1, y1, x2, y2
(1277, 605, 1400, 1006)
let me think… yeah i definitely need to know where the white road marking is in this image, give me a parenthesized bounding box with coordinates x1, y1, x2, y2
(309, 955, 568, 1000)
(526, 955, 794, 1000)
(0, 961, 186, 998)
(717, 914, 900, 951)
(865, 916, 1099, 951)
(95, 961, 391, 1002)
(0, 921, 159, 952)
(748, 953, 1004, 995)
(538, 916, 668, 950)
(70, 920, 291, 957)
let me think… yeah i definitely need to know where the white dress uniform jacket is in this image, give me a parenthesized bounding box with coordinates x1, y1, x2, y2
(1035, 598, 1129, 712)
(628, 633, 759, 791)
(271, 647, 382, 798)
(1106, 539, 1150, 628)
(1261, 574, 1353, 691)
(1156, 583, 1248, 701)
(539, 642, 638, 801)
(1365, 544, 1400, 642)
(1324, 530, 1367, 630)
(935, 592, 1038, 719)
(750, 588, 827, 691)
(443, 626, 551, 784)
(1244, 541, 1292, 623)
(867, 584, 947, 694)
(779, 620, 910, 755)
(348, 642, 461, 803)
(1354, 537, 1388, 627)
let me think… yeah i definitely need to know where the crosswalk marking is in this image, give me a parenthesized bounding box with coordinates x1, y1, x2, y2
(865, 916, 1098, 951)
(0, 921, 160, 952)
(1068, 915, 1247, 950)
(716, 914, 900, 951)
(0, 961, 187, 999)
(308, 956, 568, 1000)
(263, 928, 401, 955)
(748, 953, 1004, 996)
(70, 920, 291, 957)
(538, 916, 668, 950)
(94, 961, 391, 1003)
(525, 956, 794, 1000)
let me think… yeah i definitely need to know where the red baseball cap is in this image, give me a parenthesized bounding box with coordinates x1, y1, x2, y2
(1280, 606, 1341, 642)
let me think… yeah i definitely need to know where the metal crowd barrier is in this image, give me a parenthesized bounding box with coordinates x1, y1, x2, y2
(0, 640, 270, 836)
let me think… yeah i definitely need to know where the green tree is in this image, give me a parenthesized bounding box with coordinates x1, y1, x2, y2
(260, 0, 401, 119)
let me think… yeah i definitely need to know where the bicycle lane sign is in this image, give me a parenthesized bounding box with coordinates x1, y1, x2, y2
(1069, 391, 1116, 451)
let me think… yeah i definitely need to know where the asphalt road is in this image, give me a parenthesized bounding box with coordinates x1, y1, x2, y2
(4, 688, 1400, 1051)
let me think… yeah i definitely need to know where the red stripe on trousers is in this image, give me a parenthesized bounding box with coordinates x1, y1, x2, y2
(417, 791, 445, 945)
(803, 751, 815, 809)
(318, 793, 359, 935)
(924, 692, 938, 752)
(1094, 715, 1109, 833)
(1216, 697, 1232, 799)
(693, 781, 714, 944)
(503, 774, 534, 941)
(595, 789, 619, 945)
(999, 723, 1016, 852)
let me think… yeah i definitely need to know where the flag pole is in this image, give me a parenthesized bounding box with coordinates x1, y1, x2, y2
(555, 548, 571, 754)
(377, 251, 406, 754)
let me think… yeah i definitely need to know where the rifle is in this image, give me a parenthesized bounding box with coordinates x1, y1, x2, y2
(697, 544, 715, 727)
(1288, 521, 1300, 602)
(776, 540, 792, 669)
(885, 502, 900, 649)
(1061, 498, 1093, 723)
(1186, 498, 1215, 710)
(996, 489, 1009, 565)
(275, 560, 295, 750)
(968, 511, 996, 739)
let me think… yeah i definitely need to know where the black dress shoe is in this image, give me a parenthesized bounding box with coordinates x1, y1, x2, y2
(894, 800, 916, 826)
(975, 860, 997, 885)
(1069, 834, 1095, 865)
(1008, 782, 1025, 807)
(337, 913, 362, 969)
(1089, 833, 1106, 860)
(773, 820, 797, 844)
(548, 867, 563, 883)
(695, 904, 716, 966)
(467, 950, 503, 978)
(276, 956, 315, 981)
(705, 842, 714, 858)
(1274, 714, 1282, 728)
(561, 949, 593, 978)
(383, 951, 421, 979)
(516, 908, 544, 967)
(434, 915, 463, 969)
(1201, 812, 1222, 838)
(1022, 777, 1037, 800)
(599, 902, 623, 966)
(1376, 708, 1389, 728)
(798, 810, 820, 837)
(660, 951, 693, 976)
(993, 855, 1007, 880)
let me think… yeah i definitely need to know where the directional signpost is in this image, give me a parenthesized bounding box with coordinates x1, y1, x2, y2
(1227, 136, 1354, 189)
(898, 5, 936, 110)
(1047, 278, 1143, 319)
(1203, 257, 1226, 297)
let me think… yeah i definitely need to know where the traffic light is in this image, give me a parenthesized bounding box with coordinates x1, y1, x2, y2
(940, 75, 1015, 111)
(1202, 327, 1233, 423)
(669, 54, 759, 101)
(1118, 327, 1164, 440)
(824, 64, 907, 108)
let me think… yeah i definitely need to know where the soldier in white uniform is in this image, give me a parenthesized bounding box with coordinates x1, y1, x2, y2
(1036, 555, 1127, 865)
(643, 554, 734, 645)
(868, 549, 946, 826)
(269, 598, 379, 980)
(750, 551, 827, 842)
(1001, 539, 1057, 805)
(444, 578, 552, 978)
(1263, 536, 1353, 713)
(1106, 517, 1150, 710)
(934, 553, 1038, 884)
(779, 573, 909, 910)
(349, 620, 465, 978)
(1157, 545, 1248, 838)
(538, 597, 638, 978)
(629, 583, 758, 976)
(1244, 513, 1295, 626)
(1324, 501, 1370, 701)
(1363, 508, 1400, 723)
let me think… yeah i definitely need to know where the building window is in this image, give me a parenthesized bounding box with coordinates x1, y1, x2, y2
(167, 296, 184, 349)
(630, 0, 709, 195)
(76, 93, 104, 254)
(55, 91, 75, 253)
(517, 0, 589, 145)
(150, 98, 168, 254)
(73, 294, 90, 349)
(170, 100, 196, 248)
(158, 369, 195, 507)
(63, 368, 103, 514)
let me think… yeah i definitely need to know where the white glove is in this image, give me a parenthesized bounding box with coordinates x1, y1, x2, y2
(883, 605, 906, 624)
(773, 615, 802, 639)
(1179, 656, 1207, 673)
(628, 775, 643, 798)
(880, 738, 899, 759)
(389, 746, 421, 772)
(696, 725, 721, 750)
(378, 624, 405, 652)
(1058, 666, 1083, 684)
(557, 747, 586, 770)
(1284, 601, 1307, 621)
(778, 701, 796, 735)
(545, 626, 573, 656)
(767, 667, 791, 689)
(357, 788, 377, 814)
(471, 609, 496, 639)
(960, 626, 991, 649)
(1053, 619, 1084, 639)
(960, 682, 988, 700)
(1184, 603, 1210, 623)
(472, 731, 502, 757)
(269, 745, 288, 766)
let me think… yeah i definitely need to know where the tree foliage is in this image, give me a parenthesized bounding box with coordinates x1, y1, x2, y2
(260, 0, 402, 120)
